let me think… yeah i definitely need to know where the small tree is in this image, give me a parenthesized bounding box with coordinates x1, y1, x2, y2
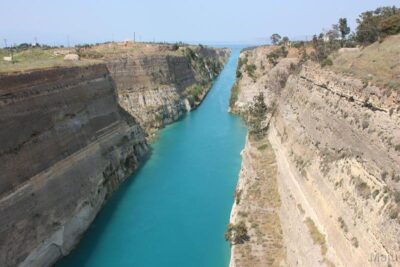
(311, 34, 327, 63)
(248, 93, 268, 137)
(338, 18, 351, 47)
(282, 36, 290, 46)
(267, 52, 279, 66)
(270, 33, 281, 45)
(338, 18, 351, 40)
(311, 30, 339, 65)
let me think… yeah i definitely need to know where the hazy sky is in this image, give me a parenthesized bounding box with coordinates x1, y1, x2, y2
(1, 0, 398, 46)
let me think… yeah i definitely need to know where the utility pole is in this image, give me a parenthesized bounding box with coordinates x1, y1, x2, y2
(3, 38, 7, 49)
(34, 36, 37, 45)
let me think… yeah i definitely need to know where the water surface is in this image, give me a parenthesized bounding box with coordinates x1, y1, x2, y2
(57, 47, 246, 267)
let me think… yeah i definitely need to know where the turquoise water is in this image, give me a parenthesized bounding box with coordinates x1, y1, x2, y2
(57, 47, 246, 267)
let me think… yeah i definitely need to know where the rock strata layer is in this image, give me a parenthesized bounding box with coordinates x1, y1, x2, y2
(229, 44, 400, 267)
(0, 43, 229, 267)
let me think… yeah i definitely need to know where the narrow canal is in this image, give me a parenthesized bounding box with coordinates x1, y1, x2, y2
(57, 47, 247, 267)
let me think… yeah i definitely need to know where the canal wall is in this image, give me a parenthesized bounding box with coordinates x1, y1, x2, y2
(0, 43, 229, 267)
(229, 43, 400, 266)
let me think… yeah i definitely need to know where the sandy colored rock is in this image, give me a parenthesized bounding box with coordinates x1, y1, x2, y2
(338, 47, 360, 53)
(229, 136, 286, 267)
(63, 54, 80, 61)
(229, 39, 400, 266)
(0, 43, 229, 267)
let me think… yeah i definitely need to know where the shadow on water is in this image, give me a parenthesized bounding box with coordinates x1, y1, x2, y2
(56, 149, 153, 266)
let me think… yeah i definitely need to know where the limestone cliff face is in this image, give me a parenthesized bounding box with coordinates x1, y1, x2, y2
(230, 46, 400, 266)
(107, 55, 194, 134)
(0, 43, 228, 267)
(106, 47, 229, 135)
(0, 65, 148, 267)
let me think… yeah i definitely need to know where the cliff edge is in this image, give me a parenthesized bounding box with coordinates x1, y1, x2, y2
(0, 43, 229, 267)
(229, 36, 400, 266)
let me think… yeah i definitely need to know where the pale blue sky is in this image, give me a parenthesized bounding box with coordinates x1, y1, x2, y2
(1, 0, 398, 46)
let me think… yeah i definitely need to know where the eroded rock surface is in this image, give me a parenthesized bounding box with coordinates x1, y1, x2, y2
(85, 43, 230, 135)
(0, 43, 229, 267)
(229, 43, 400, 266)
(0, 64, 148, 267)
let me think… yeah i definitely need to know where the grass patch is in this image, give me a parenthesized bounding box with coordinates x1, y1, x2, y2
(321, 58, 333, 67)
(229, 83, 240, 108)
(245, 63, 257, 78)
(355, 179, 371, 199)
(305, 217, 327, 255)
(184, 84, 204, 105)
(0, 47, 98, 72)
(257, 143, 269, 150)
(331, 34, 400, 91)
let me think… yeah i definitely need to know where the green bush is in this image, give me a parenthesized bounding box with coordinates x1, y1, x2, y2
(394, 144, 400, 151)
(267, 46, 289, 66)
(380, 14, 400, 35)
(389, 209, 398, 219)
(238, 57, 248, 69)
(185, 48, 197, 60)
(393, 191, 400, 203)
(224, 221, 249, 244)
(172, 43, 180, 51)
(267, 52, 279, 66)
(185, 85, 203, 104)
(229, 84, 240, 107)
(245, 64, 256, 77)
(356, 6, 400, 44)
(236, 69, 242, 78)
(248, 93, 268, 138)
(321, 58, 333, 67)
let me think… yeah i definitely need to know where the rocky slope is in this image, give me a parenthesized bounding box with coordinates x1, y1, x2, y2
(81, 42, 230, 136)
(229, 39, 400, 266)
(0, 43, 228, 267)
(228, 136, 286, 267)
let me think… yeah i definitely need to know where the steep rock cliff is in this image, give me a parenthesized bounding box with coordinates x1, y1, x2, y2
(0, 43, 229, 267)
(230, 43, 400, 266)
(78, 42, 229, 136)
(0, 64, 148, 267)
